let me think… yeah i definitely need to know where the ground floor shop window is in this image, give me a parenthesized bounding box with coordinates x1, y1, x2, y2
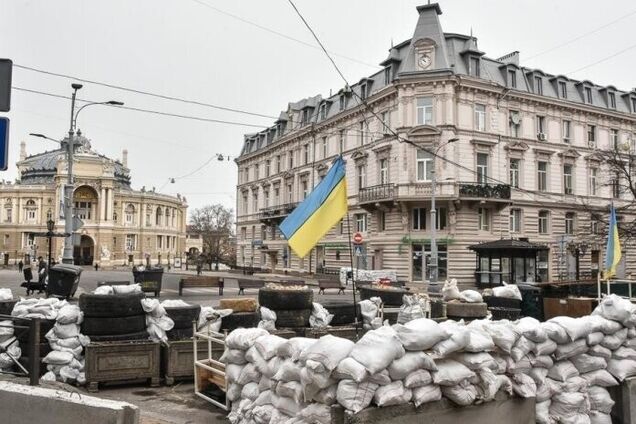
(412, 243, 447, 282)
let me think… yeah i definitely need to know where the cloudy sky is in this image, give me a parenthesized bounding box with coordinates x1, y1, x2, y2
(1, 0, 635, 217)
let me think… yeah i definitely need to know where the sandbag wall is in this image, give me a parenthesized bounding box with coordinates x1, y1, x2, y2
(223, 294, 636, 424)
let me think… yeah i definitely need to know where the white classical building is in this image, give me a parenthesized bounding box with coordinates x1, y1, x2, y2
(0, 134, 188, 267)
(235, 3, 636, 285)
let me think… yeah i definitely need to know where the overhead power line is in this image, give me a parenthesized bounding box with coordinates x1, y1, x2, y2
(12, 86, 268, 129)
(566, 42, 636, 76)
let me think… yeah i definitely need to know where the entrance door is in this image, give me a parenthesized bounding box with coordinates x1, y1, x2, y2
(315, 246, 325, 273)
(74, 235, 94, 265)
(412, 244, 426, 282)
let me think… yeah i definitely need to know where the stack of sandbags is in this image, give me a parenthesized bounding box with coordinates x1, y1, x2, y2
(42, 304, 89, 385)
(0, 318, 20, 372)
(141, 298, 174, 344)
(11, 297, 64, 320)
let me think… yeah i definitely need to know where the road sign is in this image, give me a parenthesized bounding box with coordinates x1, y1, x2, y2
(353, 232, 363, 244)
(0, 59, 11, 112)
(0, 118, 8, 171)
(354, 245, 364, 256)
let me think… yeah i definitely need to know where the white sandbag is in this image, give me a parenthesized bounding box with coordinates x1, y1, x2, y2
(254, 334, 286, 361)
(593, 294, 636, 326)
(548, 376, 588, 395)
(613, 346, 636, 361)
(55, 305, 83, 325)
(548, 360, 579, 382)
(600, 328, 628, 350)
(368, 369, 391, 386)
(397, 295, 429, 324)
(373, 381, 412, 407)
(528, 367, 549, 385)
(296, 404, 331, 424)
(261, 356, 283, 378)
(359, 298, 381, 325)
(387, 352, 436, 380)
(534, 339, 557, 356)
(475, 367, 506, 402)
(140, 298, 165, 318)
(464, 327, 495, 352)
(53, 323, 79, 339)
(453, 352, 494, 370)
(606, 358, 636, 382)
(490, 354, 508, 374)
(40, 371, 57, 383)
(350, 326, 404, 374)
(412, 384, 442, 407)
(312, 385, 337, 405)
(304, 335, 354, 372)
(589, 411, 612, 424)
(441, 381, 477, 406)
(277, 337, 316, 361)
(236, 363, 261, 385)
(516, 316, 547, 343)
(536, 382, 552, 403)
(220, 349, 247, 365)
(571, 354, 607, 374)
(276, 381, 304, 403)
(273, 394, 305, 417)
(198, 307, 231, 332)
(587, 332, 605, 346)
(580, 369, 619, 388)
(251, 405, 275, 424)
(225, 328, 269, 351)
(404, 369, 432, 389)
(549, 392, 590, 418)
(273, 360, 302, 382)
(259, 306, 276, 322)
(511, 373, 537, 398)
(432, 359, 475, 386)
(225, 363, 244, 385)
(492, 283, 522, 300)
(511, 336, 536, 361)
(42, 350, 73, 365)
(300, 367, 335, 393)
(588, 386, 614, 414)
(112, 284, 141, 294)
(554, 339, 588, 361)
(507, 355, 532, 374)
(442, 279, 461, 301)
(0, 320, 14, 338)
(549, 316, 593, 342)
(258, 375, 272, 392)
(252, 389, 274, 407)
(309, 303, 333, 328)
(482, 321, 519, 353)
(334, 357, 368, 383)
(542, 321, 570, 344)
(459, 290, 482, 303)
(431, 324, 469, 357)
(0, 288, 12, 301)
(536, 400, 551, 424)
(336, 379, 378, 413)
(589, 345, 612, 360)
(93, 285, 113, 295)
(529, 354, 554, 369)
(394, 318, 449, 351)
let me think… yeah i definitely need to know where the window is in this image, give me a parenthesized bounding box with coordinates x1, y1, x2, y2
(585, 87, 593, 104)
(379, 158, 389, 184)
(275, 155, 281, 173)
(301, 181, 308, 199)
(435, 208, 447, 230)
(416, 150, 433, 181)
(339, 220, 344, 235)
(589, 168, 598, 196)
(273, 188, 280, 205)
(509, 159, 520, 188)
(590, 215, 599, 234)
(478, 208, 490, 231)
(155, 207, 163, 226)
(378, 211, 386, 232)
(355, 213, 367, 232)
(565, 212, 575, 235)
(470, 57, 480, 77)
(381, 111, 391, 134)
(562, 120, 571, 143)
(287, 183, 293, 203)
(611, 129, 619, 150)
(632, 98, 636, 113)
(5, 208, 11, 223)
(288, 150, 294, 169)
(476, 153, 488, 184)
(264, 190, 270, 207)
(339, 129, 346, 153)
(587, 125, 596, 147)
(25, 199, 37, 221)
(360, 84, 367, 100)
(508, 70, 517, 88)
(609, 92, 616, 109)
(339, 94, 345, 111)
(303, 145, 309, 164)
(537, 161, 548, 191)
(265, 160, 270, 177)
(536, 115, 546, 135)
(475, 104, 486, 131)
(157, 235, 163, 250)
(559, 81, 567, 99)
(358, 121, 365, 145)
(46, 209, 52, 221)
(509, 209, 521, 233)
(538, 211, 549, 234)
(126, 234, 136, 251)
(254, 164, 259, 180)
(319, 103, 327, 120)
(384, 67, 391, 85)
(74, 201, 92, 220)
(357, 165, 366, 190)
(252, 193, 258, 213)
(534, 76, 543, 95)
(412, 208, 426, 230)
(321, 137, 328, 159)
(244, 167, 249, 182)
(241, 193, 248, 213)
(611, 174, 620, 198)
(416, 97, 433, 125)
(509, 111, 520, 137)
(125, 204, 135, 224)
(563, 164, 573, 195)
(145, 209, 151, 226)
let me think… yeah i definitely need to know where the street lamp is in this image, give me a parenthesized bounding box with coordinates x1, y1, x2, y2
(73, 100, 124, 131)
(429, 137, 459, 293)
(46, 219, 54, 269)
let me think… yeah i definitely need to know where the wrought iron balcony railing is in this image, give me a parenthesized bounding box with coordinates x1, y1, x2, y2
(458, 182, 511, 199)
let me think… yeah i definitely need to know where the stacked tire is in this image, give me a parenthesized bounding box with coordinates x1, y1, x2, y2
(164, 304, 201, 340)
(79, 292, 148, 341)
(320, 300, 360, 326)
(446, 301, 489, 321)
(483, 295, 521, 321)
(257, 287, 313, 329)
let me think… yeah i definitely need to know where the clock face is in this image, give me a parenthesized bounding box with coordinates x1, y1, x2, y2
(418, 54, 432, 69)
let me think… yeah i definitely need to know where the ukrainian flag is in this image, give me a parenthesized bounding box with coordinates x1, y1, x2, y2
(280, 156, 348, 258)
(604, 205, 622, 279)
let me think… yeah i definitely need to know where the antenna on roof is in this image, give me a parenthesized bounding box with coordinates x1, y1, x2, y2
(390, 38, 394, 48)
(470, 27, 473, 39)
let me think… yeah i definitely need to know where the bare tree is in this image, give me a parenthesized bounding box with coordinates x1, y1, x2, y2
(189, 204, 234, 270)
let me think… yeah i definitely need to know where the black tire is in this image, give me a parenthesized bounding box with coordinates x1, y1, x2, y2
(274, 309, 311, 328)
(382, 311, 400, 324)
(258, 287, 313, 310)
(79, 292, 145, 318)
(221, 312, 260, 331)
(489, 307, 521, 321)
(483, 296, 522, 309)
(88, 330, 149, 342)
(0, 300, 17, 316)
(358, 286, 408, 306)
(446, 302, 488, 319)
(16, 318, 56, 344)
(164, 304, 201, 330)
(81, 315, 146, 336)
(321, 301, 360, 326)
(430, 299, 446, 319)
(167, 327, 194, 340)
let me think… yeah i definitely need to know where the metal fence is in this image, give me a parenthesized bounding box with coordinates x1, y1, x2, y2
(0, 315, 41, 386)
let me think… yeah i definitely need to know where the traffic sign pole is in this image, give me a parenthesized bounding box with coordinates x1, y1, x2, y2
(0, 118, 9, 171)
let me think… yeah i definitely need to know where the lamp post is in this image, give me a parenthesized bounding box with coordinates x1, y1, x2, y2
(46, 219, 54, 269)
(429, 137, 458, 293)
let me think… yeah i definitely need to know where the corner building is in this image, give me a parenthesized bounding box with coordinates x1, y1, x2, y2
(235, 4, 636, 286)
(0, 134, 188, 267)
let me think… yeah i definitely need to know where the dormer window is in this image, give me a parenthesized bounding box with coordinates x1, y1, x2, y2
(384, 67, 391, 85)
(469, 57, 480, 77)
(319, 103, 327, 120)
(339, 94, 345, 111)
(631, 97, 636, 113)
(534, 76, 543, 95)
(508, 70, 517, 88)
(609, 92, 617, 109)
(360, 84, 367, 100)
(301, 109, 310, 125)
(558, 81, 567, 99)
(585, 87, 593, 104)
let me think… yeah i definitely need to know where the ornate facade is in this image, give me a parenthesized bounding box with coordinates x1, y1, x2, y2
(0, 133, 188, 267)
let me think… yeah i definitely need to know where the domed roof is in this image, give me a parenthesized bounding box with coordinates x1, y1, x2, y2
(18, 134, 131, 188)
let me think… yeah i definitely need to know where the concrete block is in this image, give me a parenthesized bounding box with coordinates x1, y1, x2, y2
(0, 380, 139, 424)
(609, 376, 636, 424)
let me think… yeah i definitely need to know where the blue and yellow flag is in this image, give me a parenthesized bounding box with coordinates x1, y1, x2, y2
(604, 205, 622, 279)
(279, 156, 348, 258)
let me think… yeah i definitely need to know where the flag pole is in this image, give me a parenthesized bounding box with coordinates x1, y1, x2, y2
(346, 212, 360, 339)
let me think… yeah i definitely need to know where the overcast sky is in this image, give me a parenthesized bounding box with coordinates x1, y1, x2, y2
(1, 0, 635, 217)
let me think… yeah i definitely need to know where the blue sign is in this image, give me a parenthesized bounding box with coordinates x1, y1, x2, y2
(354, 245, 364, 256)
(0, 118, 8, 171)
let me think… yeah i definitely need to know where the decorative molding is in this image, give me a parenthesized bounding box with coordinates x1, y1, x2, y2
(350, 149, 369, 162)
(504, 140, 529, 152)
(470, 138, 497, 147)
(558, 148, 581, 159)
(532, 147, 556, 156)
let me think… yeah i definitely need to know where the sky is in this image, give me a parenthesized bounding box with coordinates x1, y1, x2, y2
(1, 0, 635, 219)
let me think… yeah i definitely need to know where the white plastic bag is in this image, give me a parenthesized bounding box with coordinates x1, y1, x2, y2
(548, 360, 579, 382)
(607, 358, 636, 381)
(571, 354, 607, 374)
(442, 279, 461, 301)
(593, 294, 636, 326)
(254, 334, 286, 360)
(580, 369, 619, 388)
(309, 303, 333, 328)
(588, 386, 614, 414)
(459, 290, 483, 303)
(225, 328, 269, 351)
(112, 284, 141, 294)
(492, 282, 522, 300)
(441, 381, 477, 406)
(0, 288, 12, 301)
(277, 337, 316, 361)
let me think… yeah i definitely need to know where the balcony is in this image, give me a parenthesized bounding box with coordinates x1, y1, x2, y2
(358, 184, 396, 209)
(458, 182, 511, 203)
(258, 202, 298, 224)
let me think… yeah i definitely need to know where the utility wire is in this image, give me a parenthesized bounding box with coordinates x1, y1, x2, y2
(566, 42, 636, 76)
(12, 86, 268, 129)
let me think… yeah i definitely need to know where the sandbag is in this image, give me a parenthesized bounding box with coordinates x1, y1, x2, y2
(220, 349, 247, 365)
(589, 345, 612, 360)
(613, 346, 636, 361)
(454, 352, 494, 370)
(388, 352, 436, 380)
(580, 369, 619, 388)
(296, 404, 331, 424)
(432, 323, 469, 357)
(276, 381, 304, 403)
(587, 332, 605, 346)
(312, 386, 337, 405)
(394, 318, 449, 351)
(536, 400, 551, 424)
(368, 369, 391, 386)
(225, 328, 268, 351)
(373, 381, 412, 407)
(350, 326, 404, 374)
(534, 339, 558, 356)
(254, 334, 286, 360)
(464, 327, 495, 352)
(589, 411, 612, 424)
(334, 357, 368, 383)
(442, 279, 461, 301)
(412, 384, 442, 407)
(441, 381, 477, 406)
(482, 321, 519, 353)
(511, 336, 535, 361)
(549, 392, 590, 419)
(511, 373, 537, 398)
(303, 335, 354, 372)
(309, 303, 333, 328)
(549, 316, 593, 342)
(607, 358, 636, 381)
(571, 354, 607, 374)
(554, 339, 588, 361)
(542, 321, 570, 344)
(336, 379, 378, 413)
(593, 294, 636, 326)
(404, 369, 432, 389)
(548, 360, 579, 382)
(459, 290, 482, 303)
(516, 316, 547, 343)
(588, 386, 614, 414)
(432, 359, 475, 386)
(397, 295, 429, 324)
(600, 328, 628, 350)
(273, 360, 302, 383)
(277, 337, 316, 361)
(241, 382, 260, 401)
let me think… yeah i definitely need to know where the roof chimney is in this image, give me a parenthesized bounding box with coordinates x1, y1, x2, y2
(19, 141, 26, 161)
(122, 149, 128, 168)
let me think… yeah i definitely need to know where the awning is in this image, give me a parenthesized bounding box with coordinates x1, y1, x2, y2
(468, 238, 548, 252)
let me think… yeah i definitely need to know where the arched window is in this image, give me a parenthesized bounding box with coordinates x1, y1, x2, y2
(165, 209, 171, 227)
(25, 199, 37, 222)
(46, 209, 53, 221)
(156, 207, 163, 226)
(171, 209, 176, 227)
(125, 204, 135, 224)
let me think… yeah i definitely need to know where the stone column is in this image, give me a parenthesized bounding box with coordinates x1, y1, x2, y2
(100, 188, 106, 222)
